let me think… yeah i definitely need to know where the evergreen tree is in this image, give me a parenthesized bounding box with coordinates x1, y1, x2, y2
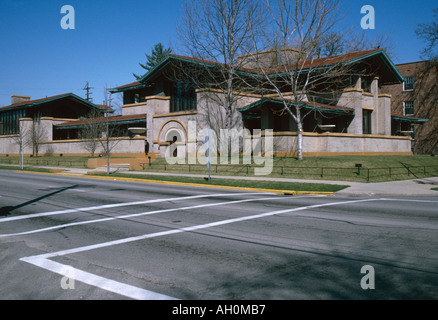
(133, 43, 172, 80)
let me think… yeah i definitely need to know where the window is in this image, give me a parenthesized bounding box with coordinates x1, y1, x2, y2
(361, 78, 371, 93)
(362, 109, 372, 134)
(404, 76, 414, 91)
(170, 80, 197, 113)
(403, 101, 415, 116)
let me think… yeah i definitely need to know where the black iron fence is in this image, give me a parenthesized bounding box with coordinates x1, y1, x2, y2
(0, 158, 88, 168)
(142, 163, 438, 182)
(2, 157, 438, 182)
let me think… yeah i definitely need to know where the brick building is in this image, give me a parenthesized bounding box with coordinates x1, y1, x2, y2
(382, 60, 438, 154)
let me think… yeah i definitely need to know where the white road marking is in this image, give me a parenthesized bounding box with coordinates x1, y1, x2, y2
(20, 257, 178, 300)
(0, 195, 315, 237)
(0, 192, 272, 223)
(20, 198, 375, 300)
(379, 198, 438, 203)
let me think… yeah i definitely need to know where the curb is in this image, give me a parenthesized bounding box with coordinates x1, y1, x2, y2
(12, 169, 335, 196)
(70, 173, 335, 196)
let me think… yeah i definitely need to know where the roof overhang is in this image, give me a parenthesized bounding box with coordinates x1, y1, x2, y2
(54, 115, 147, 130)
(109, 49, 405, 95)
(0, 93, 110, 113)
(391, 114, 429, 124)
(268, 49, 405, 85)
(108, 82, 151, 94)
(238, 97, 354, 116)
(350, 50, 405, 85)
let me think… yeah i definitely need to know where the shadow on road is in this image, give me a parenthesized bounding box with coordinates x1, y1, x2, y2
(0, 185, 81, 217)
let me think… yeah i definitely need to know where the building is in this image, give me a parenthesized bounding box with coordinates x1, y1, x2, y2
(0, 48, 427, 161)
(109, 48, 423, 159)
(382, 60, 437, 154)
(0, 93, 146, 158)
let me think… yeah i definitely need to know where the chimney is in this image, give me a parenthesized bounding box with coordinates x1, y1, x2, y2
(11, 95, 31, 105)
(237, 48, 305, 69)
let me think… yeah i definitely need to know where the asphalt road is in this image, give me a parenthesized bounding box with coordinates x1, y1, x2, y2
(1, 169, 437, 300)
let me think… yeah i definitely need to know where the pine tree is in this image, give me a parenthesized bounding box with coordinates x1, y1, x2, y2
(133, 43, 172, 80)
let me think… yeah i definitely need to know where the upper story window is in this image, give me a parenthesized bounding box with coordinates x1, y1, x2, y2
(403, 76, 414, 91)
(403, 101, 415, 116)
(170, 80, 197, 113)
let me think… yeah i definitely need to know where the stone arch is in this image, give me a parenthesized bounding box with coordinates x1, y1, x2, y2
(157, 119, 188, 143)
(157, 119, 188, 158)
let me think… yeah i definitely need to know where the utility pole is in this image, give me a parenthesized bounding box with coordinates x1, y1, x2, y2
(107, 86, 112, 109)
(83, 81, 94, 102)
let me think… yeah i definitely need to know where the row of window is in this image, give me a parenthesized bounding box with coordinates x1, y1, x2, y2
(0, 109, 26, 135)
(402, 75, 414, 116)
(170, 81, 197, 113)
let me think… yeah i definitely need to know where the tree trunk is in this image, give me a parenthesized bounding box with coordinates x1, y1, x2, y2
(296, 107, 303, 160)
(297, 123, 303, 161)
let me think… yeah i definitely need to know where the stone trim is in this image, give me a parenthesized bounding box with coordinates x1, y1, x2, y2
(122, 101, 148, 108)
(153, 110, 197, 118)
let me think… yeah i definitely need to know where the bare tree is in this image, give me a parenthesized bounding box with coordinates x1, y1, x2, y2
(245, 0, 366, 160)
(78, 108, 124, 173)
(416, 8, 438, 62)
(96, 117, 124, 175)
(79, 110, 102, 158)
(28, 115, 45, 157)
(11, 121, 30, 169)
(176, 0, 263, 134)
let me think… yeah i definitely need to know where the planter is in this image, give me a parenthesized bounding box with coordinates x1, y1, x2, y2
(128, 127, 146, 137)
(318, 124, 336, 132)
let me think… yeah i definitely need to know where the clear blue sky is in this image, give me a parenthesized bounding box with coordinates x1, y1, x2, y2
(0, 0, 436, 108)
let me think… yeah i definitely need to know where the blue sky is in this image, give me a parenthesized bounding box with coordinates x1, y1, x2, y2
(0, 0, 436, 108)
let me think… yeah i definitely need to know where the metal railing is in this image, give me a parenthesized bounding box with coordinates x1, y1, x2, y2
(142, 163, 438, 182)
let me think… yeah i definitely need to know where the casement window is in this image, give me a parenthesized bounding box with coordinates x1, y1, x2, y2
(362, 109, 372, 134)
(403, 76, 414, 91)
(403, 101, 415, 116)
(170, 80, 197, 113)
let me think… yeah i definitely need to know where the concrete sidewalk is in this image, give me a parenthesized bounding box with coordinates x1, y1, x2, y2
(3, 164, 438, 197)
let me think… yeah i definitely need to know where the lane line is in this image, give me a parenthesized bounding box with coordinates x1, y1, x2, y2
(0, 195, 319, 237)
(0, 192, 272, 223)
(20, 257, 177, 300)
(20, 198, 376, 300)
(35, 198, 377, 259)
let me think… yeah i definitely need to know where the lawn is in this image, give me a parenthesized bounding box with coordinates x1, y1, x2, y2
(1, 154, 438, 183)
(143, 155, 438, 182)
(0, 165, 54, 173)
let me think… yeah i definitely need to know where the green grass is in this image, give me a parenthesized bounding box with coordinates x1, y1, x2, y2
(0, 165, 53, 173)
(144, 155, 438, 182)
(2, 154, 438, 183)
(97, 172, 349, 193)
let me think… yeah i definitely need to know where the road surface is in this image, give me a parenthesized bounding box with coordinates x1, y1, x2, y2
(0, 170, 437, 300)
